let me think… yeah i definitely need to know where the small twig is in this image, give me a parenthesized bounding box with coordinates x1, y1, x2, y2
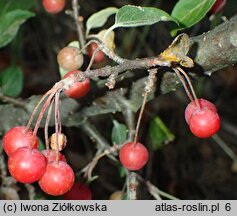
(146, 181, 162, 200)
(72, 0, 86, 51)
(127, 172, 138, 200)
(117, 96, 135, 141)
(82, 149, 104, 180)
(212, 134, 237, 160)
(134, 173, 179, 200)
(0, 92, 26, 108)
(146, 181, 179, 200)
(80, 120, 110, 149)
(134, 91, 148, 143)
(81, 145, 120, 180)
(71, 56, 168, 83)
(134, 69, 158, 143)
(98, 42, 125, 65)
(105, 72, 118, 89)
(25, 184, 36, 200)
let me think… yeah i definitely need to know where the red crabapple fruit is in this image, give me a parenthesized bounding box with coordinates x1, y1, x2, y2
(41, 149, 67, 163)
(3, 126, 39, 156)
(185, 99, 217, 124)
(88, 42, 105, 64)
(63, 182, 92, 200)
(38, 161, 74, 196)
(63, 70, 90, 99)
(209, 0, 226, 14)
(189, 107, 220, 138)
(8, 147, 47, 183)
(119, 142, 149, 171)
(42, 0, 66, 14)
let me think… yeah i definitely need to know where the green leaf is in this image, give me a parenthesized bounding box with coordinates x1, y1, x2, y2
(0, 9, 35, 48)
(0, 0, 35, 17)
(118, 165, 126, 178)
(149, 117, 175, 150)
(111, 120, 127, 145)
(38, 137, 45, 151)
(0, 66, 23, 97)
(86, 7, 118, 35)
(171, 0, 216, 36)
(67, 41, 80, 49)
(113, 5, 177, 28)
(59, 67, 67, 78)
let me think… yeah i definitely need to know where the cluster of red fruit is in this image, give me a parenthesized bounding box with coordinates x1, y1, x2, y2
(2, 126, 92, 199)
(2, 126, 74, 196)
(57, 45, 149, 172)
(119, 98, 220, 171)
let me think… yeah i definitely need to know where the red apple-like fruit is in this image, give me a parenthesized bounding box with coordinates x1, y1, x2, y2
(42, 0, 66, 14)
(8, 147, 47, 183)
(63, 70, 90, 99)
(119, 142, 149, 171)
(189, 107, 220, 138)
(63, 182, 92, 200)
(185, 99, 217, 124)
(3, 126, 38, 156)
(88, 42, 105, 64)
(39, 161, 74, 196)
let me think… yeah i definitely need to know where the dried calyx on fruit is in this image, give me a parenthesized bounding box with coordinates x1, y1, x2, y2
(50, 132, 67, 151)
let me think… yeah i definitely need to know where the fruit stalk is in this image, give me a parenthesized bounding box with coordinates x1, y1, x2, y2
(72, 0, 86, 51)
(44, 98, 54, 150)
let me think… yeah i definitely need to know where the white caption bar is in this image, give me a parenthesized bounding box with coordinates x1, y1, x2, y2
(0, 200, 236, 216)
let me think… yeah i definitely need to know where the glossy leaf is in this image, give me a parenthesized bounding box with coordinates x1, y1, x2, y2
(0, 9, 35, 48)
(111, 120, 127, 145)
(0, 66, 23, 97)
(113, 5, 177, 28)
(86, 7, 118, 35)
(149, 117, 175, 150)
(171, 0, 216, 35)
